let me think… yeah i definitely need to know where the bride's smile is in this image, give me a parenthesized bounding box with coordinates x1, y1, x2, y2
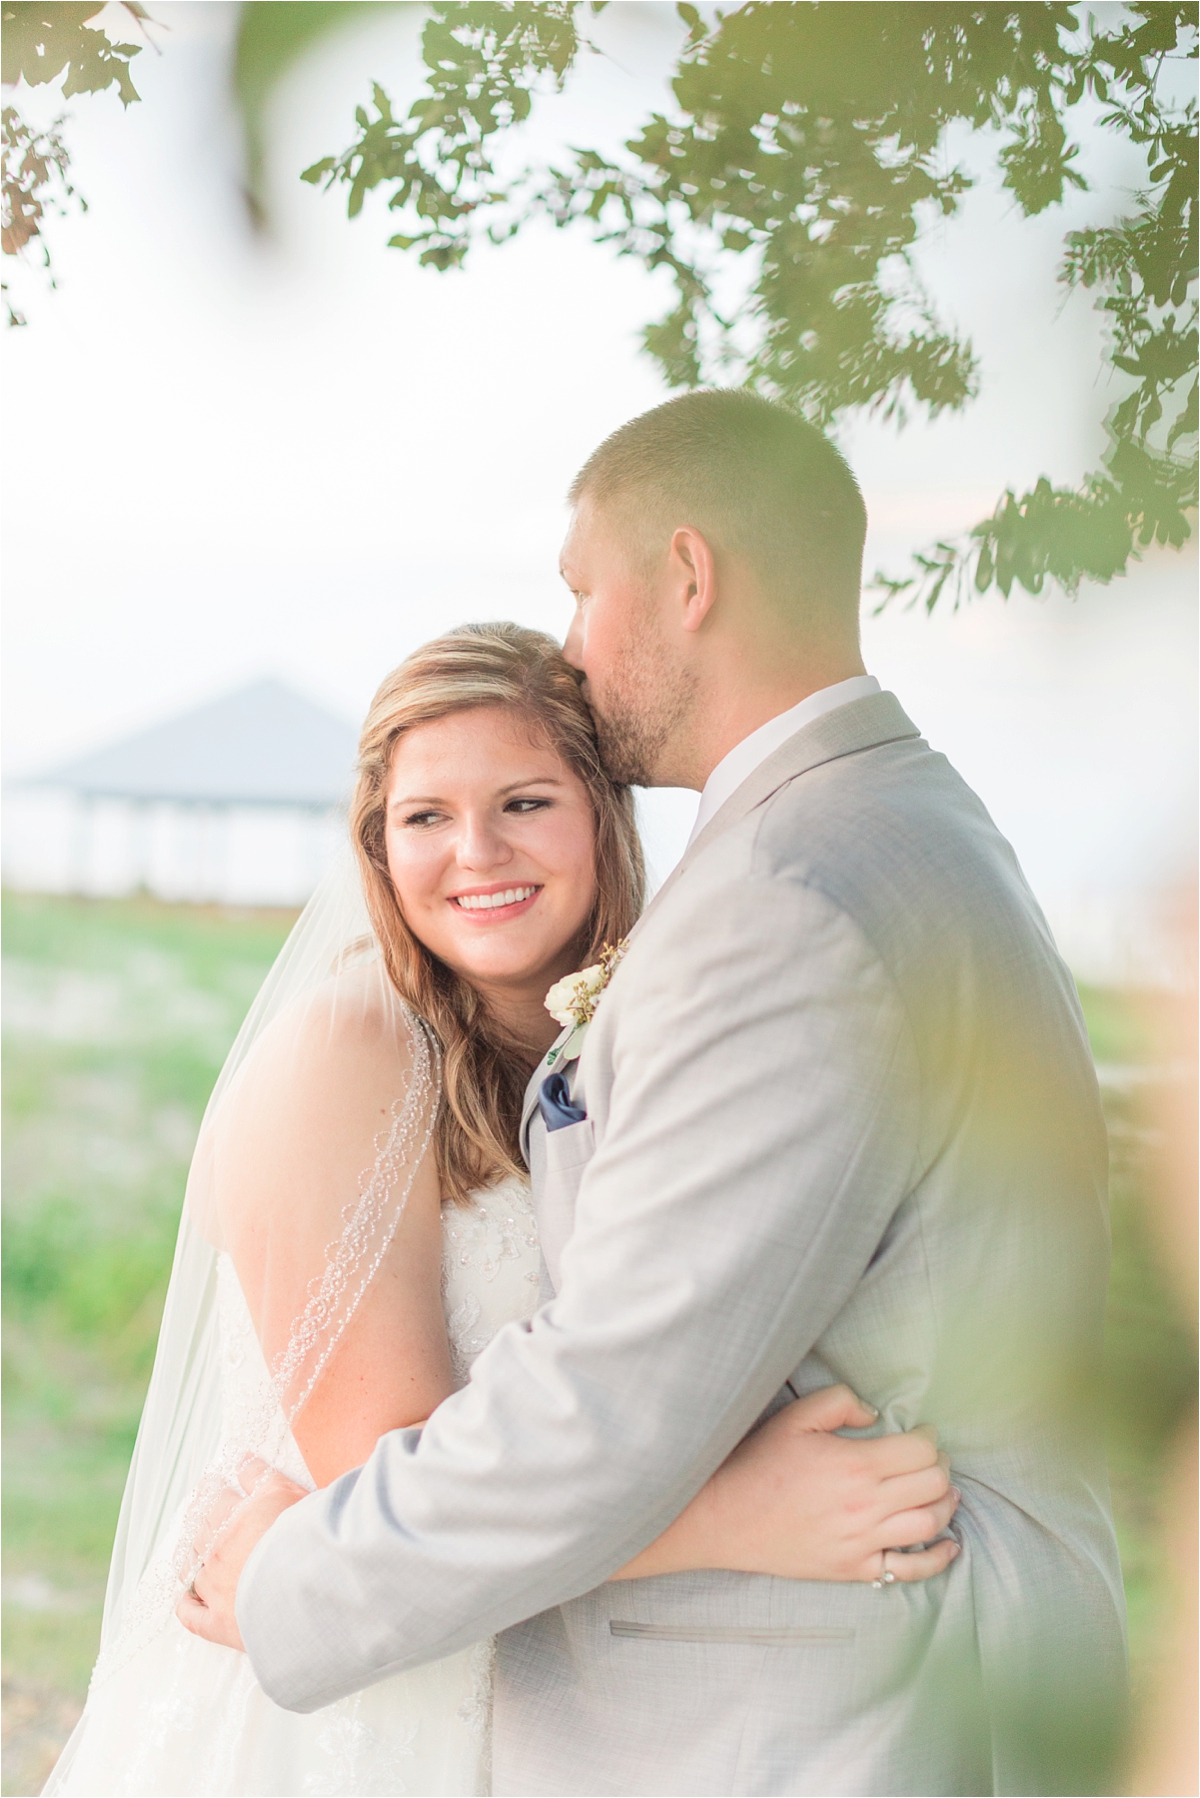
(449, 882, 541, 915)
(384, 703, 599, 1042)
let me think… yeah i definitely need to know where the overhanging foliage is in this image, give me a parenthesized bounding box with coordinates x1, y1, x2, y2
(302, 1, 1197, 608)
(1, 1, 155, 323)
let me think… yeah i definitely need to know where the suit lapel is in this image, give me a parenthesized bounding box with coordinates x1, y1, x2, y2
(519, 690, 921, 1161)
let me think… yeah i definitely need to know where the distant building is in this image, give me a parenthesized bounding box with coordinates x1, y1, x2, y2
(3, 680, 358, 906)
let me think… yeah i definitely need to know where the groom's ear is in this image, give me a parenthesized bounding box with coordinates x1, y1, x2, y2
(668, 526, 718, 634)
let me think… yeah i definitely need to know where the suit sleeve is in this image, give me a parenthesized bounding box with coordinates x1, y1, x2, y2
(237, 869, 920, 1711)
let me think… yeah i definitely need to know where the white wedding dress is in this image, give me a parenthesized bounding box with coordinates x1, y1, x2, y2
(46, 1173, 541, 1798)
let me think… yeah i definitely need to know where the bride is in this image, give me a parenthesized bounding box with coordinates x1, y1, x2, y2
(45, 624, 959, 1798)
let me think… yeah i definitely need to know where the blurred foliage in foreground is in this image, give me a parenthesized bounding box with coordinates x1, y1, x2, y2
(1, 888, 1196, 1795)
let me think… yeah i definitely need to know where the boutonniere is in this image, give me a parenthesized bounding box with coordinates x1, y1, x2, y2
(543, 939, 628, 1068)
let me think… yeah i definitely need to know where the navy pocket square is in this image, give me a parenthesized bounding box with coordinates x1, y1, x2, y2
(539, 1071, 587, 1133)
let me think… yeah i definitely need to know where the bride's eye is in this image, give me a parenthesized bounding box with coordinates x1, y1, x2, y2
(505, 797, 551, 815)
(401, 809, 446, 829)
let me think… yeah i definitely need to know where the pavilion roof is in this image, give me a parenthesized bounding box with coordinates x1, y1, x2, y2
(31, 679, 358, 809)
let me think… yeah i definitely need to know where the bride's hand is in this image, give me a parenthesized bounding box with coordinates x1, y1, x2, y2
(176, 1458, 310, 1651)
(612, 1386, 960, 1585)
(702, 1386, 959, 1583)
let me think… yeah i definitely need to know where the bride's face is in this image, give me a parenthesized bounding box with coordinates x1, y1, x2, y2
(384, 705, 599, 1014)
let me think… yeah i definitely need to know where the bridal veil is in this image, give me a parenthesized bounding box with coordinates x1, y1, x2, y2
(82, 851, 441, 1690)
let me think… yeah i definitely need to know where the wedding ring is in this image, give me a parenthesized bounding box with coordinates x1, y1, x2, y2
(871, 1551, 897, 1590)
(187, 1579, 200, 1602)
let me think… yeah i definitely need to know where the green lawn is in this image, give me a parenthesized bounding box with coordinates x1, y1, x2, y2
(2, 891, 1195, 1795)
(2, 893, 297, 1797)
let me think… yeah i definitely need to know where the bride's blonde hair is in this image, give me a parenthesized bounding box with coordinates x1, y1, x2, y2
(351, 622, 645, 1205)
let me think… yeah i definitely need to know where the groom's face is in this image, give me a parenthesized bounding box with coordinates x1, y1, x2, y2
(560, 501, 694, 787)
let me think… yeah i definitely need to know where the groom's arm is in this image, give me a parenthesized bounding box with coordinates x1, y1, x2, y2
(237, 868, 920, 1712)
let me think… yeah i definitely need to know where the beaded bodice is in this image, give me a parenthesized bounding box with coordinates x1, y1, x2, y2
(440, 1173, 541, 1386)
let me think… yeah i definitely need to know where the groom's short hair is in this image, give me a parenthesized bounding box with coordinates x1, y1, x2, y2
(569, 390, 867, 616)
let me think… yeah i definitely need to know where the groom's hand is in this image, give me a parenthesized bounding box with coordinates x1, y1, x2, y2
(176, 1458, 309, 1651)
(698, 1385, 961, 1585)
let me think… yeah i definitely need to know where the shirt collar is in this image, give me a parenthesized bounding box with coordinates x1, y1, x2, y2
(686, 675, 881, 848)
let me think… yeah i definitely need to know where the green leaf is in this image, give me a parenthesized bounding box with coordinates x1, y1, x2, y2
(292, 0, 1195, 613)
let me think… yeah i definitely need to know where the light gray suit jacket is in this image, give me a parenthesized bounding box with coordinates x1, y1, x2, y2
(239, 693, 1127, 1796)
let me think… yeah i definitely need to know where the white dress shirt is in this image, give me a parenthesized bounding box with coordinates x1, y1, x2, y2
(686, 675, 881, 847)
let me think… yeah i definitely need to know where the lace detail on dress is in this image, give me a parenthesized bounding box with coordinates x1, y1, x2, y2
(441, 1175, 539, 1287)
(437, 1175, 538, 1788)
(441, 1175, 539, 1386)
(302, 1693, 418, 1796)
(456, 1638, 497, 1784)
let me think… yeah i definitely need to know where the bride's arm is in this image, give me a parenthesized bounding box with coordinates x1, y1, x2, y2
(287, 1153, 455, 1488)
(611, 1384, 960, 1585)
(209, 1380, 960, 1625)
(181, 1377, 959, 1651)
(212, 977, 457, 1490)
(229, 1166, 457, 1491)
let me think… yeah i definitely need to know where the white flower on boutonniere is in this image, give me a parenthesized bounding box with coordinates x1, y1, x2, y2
(544, 939, 629, 1031)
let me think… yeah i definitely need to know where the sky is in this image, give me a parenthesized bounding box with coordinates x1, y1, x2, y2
(3, 1, 1196, 977)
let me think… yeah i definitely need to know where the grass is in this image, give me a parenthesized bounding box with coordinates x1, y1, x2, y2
(2, 892, 297, 1797)
(1, 893, 1195, 1795)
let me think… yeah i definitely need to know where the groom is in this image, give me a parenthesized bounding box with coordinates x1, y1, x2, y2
(188, 392, 1126, 1794)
